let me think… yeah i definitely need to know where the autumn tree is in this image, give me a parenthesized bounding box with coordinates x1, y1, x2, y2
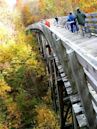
(0, 0, 48, 128)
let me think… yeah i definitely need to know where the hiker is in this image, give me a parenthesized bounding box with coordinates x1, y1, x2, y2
(75, 8, 86, 26)
(67, 12, 78, 32)
(54, 17, 59, 26)
(45, 20, 50, 27)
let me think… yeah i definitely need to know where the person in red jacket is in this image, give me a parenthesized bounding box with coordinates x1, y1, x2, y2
(45, 20, 50, 27)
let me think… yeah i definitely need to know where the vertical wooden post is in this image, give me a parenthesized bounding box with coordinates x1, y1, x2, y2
(47, 56, 57, 112)
(67, 50, 97, 129)
(52, 59, 58, 112)
(57, 80, 64, 129)
(72, 108, 78, 129)
(36, 33, 42, 53)
(40, 34, 47, 58)
(37, 33, 44, 55)
(51, 57, 65, 128)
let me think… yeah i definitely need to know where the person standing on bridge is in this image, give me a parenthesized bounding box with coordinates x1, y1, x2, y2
(67, 12, 78, 32)
(45, 20, 50, 27)
(55, 17, 59, 25)
(75, 8, 86, 35)
(54, 17, 59, 26)
(75, 8, 86, 27)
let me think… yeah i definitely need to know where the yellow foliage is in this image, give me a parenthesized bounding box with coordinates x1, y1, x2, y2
(5, 102, 21, 128)
(0, 1, 48, 129)
(34, 105, 60, 129)
(0, 124, 8, 129)
(42, 88, 52, 105)
(0, 79, 11, 96)
(0, 78, 21, 128)
(21, 3, 35, 25)
(72, 0, 97, 13)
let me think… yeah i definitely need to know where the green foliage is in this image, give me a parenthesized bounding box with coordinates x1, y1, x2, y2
(0, 1, 61, 129)
(0, 32, 48, 128)
(0, 2, 49, 128)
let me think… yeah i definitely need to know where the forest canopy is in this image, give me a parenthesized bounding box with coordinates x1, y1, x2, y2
(16, 0, 97, 26)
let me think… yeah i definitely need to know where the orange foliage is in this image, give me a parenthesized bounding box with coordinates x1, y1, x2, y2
(72, 0, 97, 13)
(21, 4, 34, 25)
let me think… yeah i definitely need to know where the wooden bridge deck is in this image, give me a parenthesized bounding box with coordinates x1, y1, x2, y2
(50, 24, 97, 61)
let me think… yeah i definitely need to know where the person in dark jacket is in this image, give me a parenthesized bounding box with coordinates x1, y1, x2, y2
(54, 17, 59, 26)
(55, 17, 58, 24)
(75, 8, 86, 26)
(67, 12, 78, 32)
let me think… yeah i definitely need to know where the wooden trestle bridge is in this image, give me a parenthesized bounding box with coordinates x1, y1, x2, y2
(26, 13, 97, 129)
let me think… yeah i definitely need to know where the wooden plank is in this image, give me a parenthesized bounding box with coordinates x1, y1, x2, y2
(76, 114, 87, 127)
(59, 68, 64, 73)
(65, 87, 72, 95)
(70, 94, 80, 104)
(76, 53, 97, 86)
(62, 77, 68, 82)
(64, 81, 71, 87)
(72, 102, 84, 114)
(90, 13, 97, 17)
(86, 18, 97, 22)
(88, 83, 97, 108)
(60, 73, 66, 77)
(86, 13, 97, 17)
(84, 69, 97, 95)
(92, 101, 97, 114)
(85, 23, 97, 27)
(58, 65, 63, 70)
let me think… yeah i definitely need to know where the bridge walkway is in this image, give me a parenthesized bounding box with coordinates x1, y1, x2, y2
(50, 23, 97, 61)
